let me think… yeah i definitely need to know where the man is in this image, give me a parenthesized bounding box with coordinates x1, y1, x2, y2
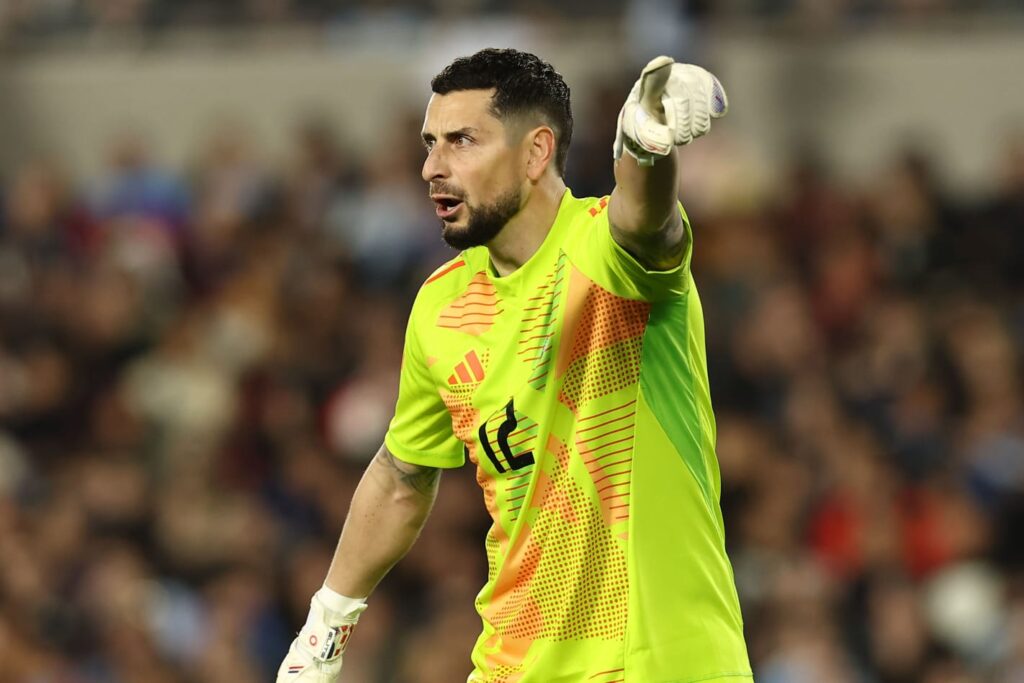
(277, 48, 751, 682)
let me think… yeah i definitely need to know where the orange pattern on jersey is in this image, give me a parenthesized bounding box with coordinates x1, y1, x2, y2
(577, 399, 637, 526)
(437, 271, 502, 336)
(555, 267, 650, 413)
(424, 257, 466, 284)
(482, 433, 629, 655)
(440, 388, 479, 441)
(480, 657, 527, 683)
(439, 358, 482, 494)
(471, 449, 506, 592)
(517, 253, 567, 390)
(448, 349, 486, 385)
(587, 196, 609, 217)
(439, 347, 490, 478)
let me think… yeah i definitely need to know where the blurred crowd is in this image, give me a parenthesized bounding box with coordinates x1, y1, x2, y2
(1, 63, 1024, 683)
(1, 0, 1023, 44)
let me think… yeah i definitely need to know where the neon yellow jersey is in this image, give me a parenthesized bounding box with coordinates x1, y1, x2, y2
(385, 190, 752, 683)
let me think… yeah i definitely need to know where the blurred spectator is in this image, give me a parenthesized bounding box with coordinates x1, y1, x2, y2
(91, 132, 190, 238)
(1, 0, 1024, 47)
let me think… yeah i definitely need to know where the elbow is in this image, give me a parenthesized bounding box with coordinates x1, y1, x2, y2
(611, 210, 688, 269)
(387, 471, 440, 518)
(389, 485, 435, 509)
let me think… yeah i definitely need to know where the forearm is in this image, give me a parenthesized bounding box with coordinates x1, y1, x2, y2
(611, 143, 684, 240)
(609, 57, 727, 270)
(609, 150, 686, 270)
(324, 444, 440, 598)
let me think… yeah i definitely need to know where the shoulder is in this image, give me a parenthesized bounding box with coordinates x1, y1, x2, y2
(411, 249, 487, 317)
(423, 254, 468, 286)
(419, 249, 482, 292)
(556, 192, 612, 251)
(559, 190, 693, 301)
(540, 192, 611, 258)
(562, 192, 611, 223)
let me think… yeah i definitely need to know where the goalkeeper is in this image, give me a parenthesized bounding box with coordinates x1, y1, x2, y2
(277, 48, 752, 682)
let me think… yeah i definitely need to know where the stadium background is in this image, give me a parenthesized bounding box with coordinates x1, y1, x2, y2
(0, 1, 1022, 681)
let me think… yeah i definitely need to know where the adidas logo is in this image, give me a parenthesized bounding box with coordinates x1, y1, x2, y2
(448, 350, 486, 386)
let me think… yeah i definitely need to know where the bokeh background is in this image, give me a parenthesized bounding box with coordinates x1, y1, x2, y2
(0, 2, 1023, 682)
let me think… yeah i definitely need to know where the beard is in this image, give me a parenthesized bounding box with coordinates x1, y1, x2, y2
(441, 186, 523, 250)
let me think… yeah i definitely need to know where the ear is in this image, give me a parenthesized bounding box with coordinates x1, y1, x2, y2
(524, 125, 556, 182)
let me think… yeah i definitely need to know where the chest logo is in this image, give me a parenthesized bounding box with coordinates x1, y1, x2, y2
(448, 349, 486, 386)
(478, 399, 536, 474)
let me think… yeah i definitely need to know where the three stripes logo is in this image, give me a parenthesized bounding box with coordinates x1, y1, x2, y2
(448, 349, 485, 386)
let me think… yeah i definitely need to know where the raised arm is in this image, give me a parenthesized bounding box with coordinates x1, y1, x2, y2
(609, 56, 728, 271)
(609, 139, 685, 271)
(276, 444, 440, 681)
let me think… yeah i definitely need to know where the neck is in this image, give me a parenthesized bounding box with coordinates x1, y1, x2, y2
(486, 174, 567, 277)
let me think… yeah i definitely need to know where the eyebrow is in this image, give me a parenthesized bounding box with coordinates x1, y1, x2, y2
(421, 127, 479, 144)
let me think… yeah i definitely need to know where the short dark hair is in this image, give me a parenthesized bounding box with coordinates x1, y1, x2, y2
(431, 48, 573, 177)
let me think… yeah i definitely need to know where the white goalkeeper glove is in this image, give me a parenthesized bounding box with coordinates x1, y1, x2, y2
(613, 55, 729, 166)
(276, 586, 367, 682)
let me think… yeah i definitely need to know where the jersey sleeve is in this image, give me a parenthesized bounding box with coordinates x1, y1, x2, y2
(384, 298, 466, 469)
(568, 198, 693, 302)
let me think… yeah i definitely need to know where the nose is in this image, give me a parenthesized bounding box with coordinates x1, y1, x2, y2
(422, 146, 448, 183)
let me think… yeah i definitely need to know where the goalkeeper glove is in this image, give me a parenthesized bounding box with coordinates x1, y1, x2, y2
(276, 585, 367, 682)
(613, 55, 729, 166)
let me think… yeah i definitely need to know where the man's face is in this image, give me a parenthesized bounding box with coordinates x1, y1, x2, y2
(421, 89, 526, 250)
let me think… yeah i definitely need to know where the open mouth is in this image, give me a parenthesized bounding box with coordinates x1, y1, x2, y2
(432, 196, 464, 220)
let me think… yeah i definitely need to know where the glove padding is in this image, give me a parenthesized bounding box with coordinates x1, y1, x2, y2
(276, 588, 367, 682)
(614, 56, 729, 166)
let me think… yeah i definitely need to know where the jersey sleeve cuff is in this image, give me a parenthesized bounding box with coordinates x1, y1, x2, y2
(384, 432, 466, 470)
(602, 206, 692, 301)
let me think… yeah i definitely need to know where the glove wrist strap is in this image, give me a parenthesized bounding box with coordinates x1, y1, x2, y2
(316, 584, 366, 615)
(621, 136, 668, 167)
(296, 587, 367, 663)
